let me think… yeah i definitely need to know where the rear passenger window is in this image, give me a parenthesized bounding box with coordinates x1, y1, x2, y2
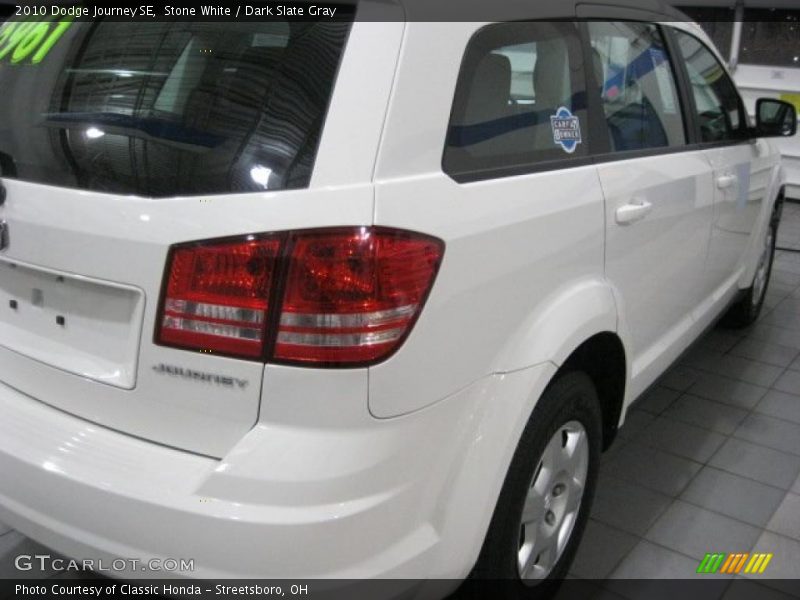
(672, 29, 749, 144)
(588, 22, 686, 152)
(443, 22, 588, 181)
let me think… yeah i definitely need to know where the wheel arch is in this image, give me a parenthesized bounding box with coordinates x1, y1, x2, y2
(561, 332, 627, 450)
(433, 329, 629, 579)
(492, 277, 629, 450)
(740, 168, 786, 290)
(456, 334, 626, 581)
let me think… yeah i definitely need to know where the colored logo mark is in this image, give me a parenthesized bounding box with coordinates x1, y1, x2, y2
(696, 552, 773, 575)
(550, 106, 582, 154)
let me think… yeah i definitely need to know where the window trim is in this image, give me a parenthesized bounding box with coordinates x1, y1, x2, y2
(592, 142, 703, 166)
(579, 21, 614, 157)
(585, 21, 693, 160)
(662, 23, 701, 146)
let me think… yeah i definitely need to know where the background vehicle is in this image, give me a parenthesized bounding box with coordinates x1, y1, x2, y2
(0, 1, 795, 596)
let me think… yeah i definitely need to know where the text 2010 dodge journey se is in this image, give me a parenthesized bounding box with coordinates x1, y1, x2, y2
(0, 0, 796, 593)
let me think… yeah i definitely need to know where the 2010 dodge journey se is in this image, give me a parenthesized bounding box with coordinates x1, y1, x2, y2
(0, 0, 796, 595)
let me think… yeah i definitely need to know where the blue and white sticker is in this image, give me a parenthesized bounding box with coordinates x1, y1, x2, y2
(550, 106, 582, 154)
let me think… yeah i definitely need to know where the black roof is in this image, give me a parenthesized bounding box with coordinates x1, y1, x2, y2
(397, 0, 689, 22)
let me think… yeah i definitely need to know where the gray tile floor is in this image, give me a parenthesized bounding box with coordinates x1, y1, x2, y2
(2, 205, 800, 592)
(570, 201, 800, 593)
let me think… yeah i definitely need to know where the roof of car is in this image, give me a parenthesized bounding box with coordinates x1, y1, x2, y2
(397, 0, 690, 22)
(675, 0, 797, 6)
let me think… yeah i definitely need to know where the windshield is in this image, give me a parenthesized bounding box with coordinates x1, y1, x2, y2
(0, 18, 351, 197)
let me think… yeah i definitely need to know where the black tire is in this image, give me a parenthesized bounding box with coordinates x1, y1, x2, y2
(720, 205, 780, 329)
(467, 371, 603, 599)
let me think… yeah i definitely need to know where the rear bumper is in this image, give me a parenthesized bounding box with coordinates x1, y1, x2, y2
(0, 362, 557, 581)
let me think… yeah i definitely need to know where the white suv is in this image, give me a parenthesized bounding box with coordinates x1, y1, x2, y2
(0, 0, 796, 593)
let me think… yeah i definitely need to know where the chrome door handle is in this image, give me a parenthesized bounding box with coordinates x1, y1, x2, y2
(615, 200, 653, 225)
(716, 175, 737, 190)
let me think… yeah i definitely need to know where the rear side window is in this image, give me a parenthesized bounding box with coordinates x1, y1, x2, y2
(0, 19, 351, 197)
(672, 29, 749, 144)
(443, 22, 589, 181)
(588, 22, 686, 152)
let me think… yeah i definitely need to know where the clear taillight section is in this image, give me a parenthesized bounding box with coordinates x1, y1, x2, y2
(156, 228, 444, 366)
(158, 237, 281, 358)
(275, 229, 443, 365)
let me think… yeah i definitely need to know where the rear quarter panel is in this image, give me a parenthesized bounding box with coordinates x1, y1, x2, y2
(370, 22, 612, 418)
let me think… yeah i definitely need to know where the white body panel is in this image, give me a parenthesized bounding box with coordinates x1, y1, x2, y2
(0, 20, 404, 458)
(599, 151, 715, 391)
(371, 22, 608, 417)
(0, 362, 558, 581)
(0, 13, 786, 584)
(703, 139, 775, 288)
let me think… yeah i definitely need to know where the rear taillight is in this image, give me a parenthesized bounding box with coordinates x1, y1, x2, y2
(158, 236, 282, 358)
(156, 228, 444, 366)
(275, 229, 443, 365)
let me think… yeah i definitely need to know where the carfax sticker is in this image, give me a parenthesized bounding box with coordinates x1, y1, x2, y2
(550, 106, 582, 154)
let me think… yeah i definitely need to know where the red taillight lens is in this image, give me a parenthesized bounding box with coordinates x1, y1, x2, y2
(157, 236, 281, 358)
(156, 228, 444, 365)
(274, 229, 444, 365)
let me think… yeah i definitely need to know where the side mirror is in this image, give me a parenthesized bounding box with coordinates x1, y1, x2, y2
(755, 98, 797, 138)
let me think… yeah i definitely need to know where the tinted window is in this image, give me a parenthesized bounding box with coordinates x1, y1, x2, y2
(0, 18, 351, 197)
(676, 7, 736, 62)
(589, 22, 685, 152)
(444, 22, 588, 180)
(673, 29, 748, 144)
(740, 10, 800, 68)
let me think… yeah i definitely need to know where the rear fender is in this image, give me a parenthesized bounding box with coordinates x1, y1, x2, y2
(494, 277, 621, 373)
(739, 164, 785, 289)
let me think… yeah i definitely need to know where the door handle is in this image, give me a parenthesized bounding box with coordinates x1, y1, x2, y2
(716, 175, 738, 190)
(615, 200, 653, 225)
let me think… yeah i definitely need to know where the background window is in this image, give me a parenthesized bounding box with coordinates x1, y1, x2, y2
(444, 22, 588, 180)
(740, 10, 800, 68)
(588, 22, 686, 152)
(673, 29, 748, 144)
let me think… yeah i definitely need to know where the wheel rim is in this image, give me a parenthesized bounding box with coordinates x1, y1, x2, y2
(752, 224, 775, 308)
(517, 421, 589, 583)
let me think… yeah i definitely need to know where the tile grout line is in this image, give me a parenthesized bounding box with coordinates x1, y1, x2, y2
(619, 415, 800, 490)
(599, 534, 738, 586)
(677, 350, 796, 387)
(598, 384, 718, 583)
(610, 300, 800, 577)
(645, 385, 800, 490)
(608, 356, 797, 568)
